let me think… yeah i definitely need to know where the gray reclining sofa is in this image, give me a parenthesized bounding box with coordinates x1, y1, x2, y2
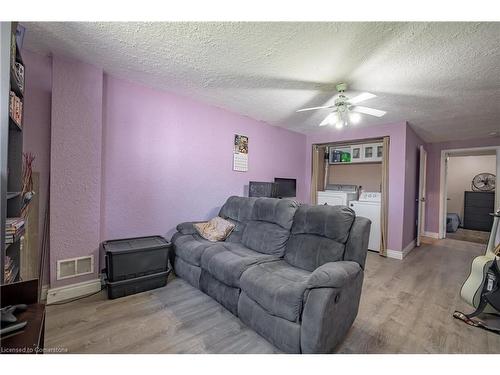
(171, 196, 370, 353)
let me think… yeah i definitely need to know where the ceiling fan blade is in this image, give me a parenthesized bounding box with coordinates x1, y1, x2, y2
(296, 104, 336, 113)
(351, 106, 386, 117)
(319, 111, 338, 126)
(348, 92, 376, 105)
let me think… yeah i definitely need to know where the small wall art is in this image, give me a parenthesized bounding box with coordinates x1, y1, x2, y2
(233, 134, 248, 172)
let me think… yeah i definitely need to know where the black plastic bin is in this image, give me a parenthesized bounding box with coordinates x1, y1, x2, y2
(107, 271, 170, 299)
(101, 236, 172, 299)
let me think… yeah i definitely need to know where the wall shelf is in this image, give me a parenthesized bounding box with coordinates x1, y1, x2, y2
(2, 22, 24, 285)
(9, 115, 22, 131)
(329, 161, 382, 166)
(10, 67, 23, 98)
(7, 191, 21, 199)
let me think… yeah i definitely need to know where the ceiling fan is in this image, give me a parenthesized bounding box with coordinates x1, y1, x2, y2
(296, 83, 386, 128)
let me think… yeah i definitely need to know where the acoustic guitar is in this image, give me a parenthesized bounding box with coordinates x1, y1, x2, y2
(459, 210, 500, 312)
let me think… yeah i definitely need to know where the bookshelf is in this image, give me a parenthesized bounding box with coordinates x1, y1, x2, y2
(1, 22, 25, 285)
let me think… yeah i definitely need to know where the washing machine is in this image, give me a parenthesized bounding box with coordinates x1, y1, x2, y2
(349, 192, 381, 252)
(317, 184, 358, 206)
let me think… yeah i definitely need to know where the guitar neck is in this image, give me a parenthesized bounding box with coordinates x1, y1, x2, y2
(493, 243, 500, 257)
(486, 211, 500, 254)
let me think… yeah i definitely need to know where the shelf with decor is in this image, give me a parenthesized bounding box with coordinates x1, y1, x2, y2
(328, 141, 384, 165)
(2, 22, 25, 285)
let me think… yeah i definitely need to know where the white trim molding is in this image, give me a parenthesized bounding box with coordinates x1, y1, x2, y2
(46, 278, 101, 305)
(423, 231, 440, 239)
(386, 240, 416, 260)
(386, 249, 404, 260)
(439, 145, 500, 239)
(40, 284, 50, 302)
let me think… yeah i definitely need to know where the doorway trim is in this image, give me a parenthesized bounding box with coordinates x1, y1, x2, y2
(438, 145, 500, 239)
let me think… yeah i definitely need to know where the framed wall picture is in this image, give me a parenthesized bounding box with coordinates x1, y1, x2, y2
(233, 134, 248, 172)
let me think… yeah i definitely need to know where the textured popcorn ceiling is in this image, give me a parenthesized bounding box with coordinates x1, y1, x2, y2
(23, 22, 500, 142)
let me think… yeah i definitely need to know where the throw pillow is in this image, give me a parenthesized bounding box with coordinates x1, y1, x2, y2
(194, 216, 235, 242)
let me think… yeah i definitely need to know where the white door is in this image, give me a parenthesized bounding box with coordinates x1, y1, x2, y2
(416, 145, 427, 246)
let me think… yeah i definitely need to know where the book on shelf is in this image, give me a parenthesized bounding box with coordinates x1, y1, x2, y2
(5, 217, 25, 244)
(4, 255, 18, 283)
(6, 217, 25, 229)
(14, 62, 25, 93)
(9, 90, 23, 127)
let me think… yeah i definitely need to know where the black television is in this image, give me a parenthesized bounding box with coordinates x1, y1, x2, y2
(274, 178, 297, 198)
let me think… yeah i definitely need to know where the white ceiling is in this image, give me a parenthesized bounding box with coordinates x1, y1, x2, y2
(22, 22, 500, 142)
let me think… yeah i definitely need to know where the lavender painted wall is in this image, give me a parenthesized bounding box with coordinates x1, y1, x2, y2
(101, 75, 307, 241)
(305, 122, 409, 251)
(425, 137, 500, 234)
(22, 50, 52, 285)
(402, 125, 426, 248)
(50, 56, 103, 288)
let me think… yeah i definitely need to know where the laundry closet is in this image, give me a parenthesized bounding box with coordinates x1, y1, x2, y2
(312, 139, 387, 253)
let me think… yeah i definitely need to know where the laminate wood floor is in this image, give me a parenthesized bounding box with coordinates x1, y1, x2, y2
(446, 228, 490, 244)
(45, 238, 500, 353)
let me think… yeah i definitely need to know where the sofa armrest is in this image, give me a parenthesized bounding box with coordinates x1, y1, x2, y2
(307, 261, 362, 289)
(301, 263, 364, 353)
(344, 216, 371, 269)
(176, 221, 205, 235)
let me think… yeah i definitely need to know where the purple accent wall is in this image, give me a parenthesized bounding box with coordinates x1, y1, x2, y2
(305, 122, 410, 251)
(425, 137, 500, 234)
(403, 125, 426, 248)
(101, 75, 307, 241)
(22, 50, 52, 285)
(50, 56, 103, 288)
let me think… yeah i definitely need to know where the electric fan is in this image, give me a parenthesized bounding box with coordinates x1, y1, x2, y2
(471, 173, 496, 192)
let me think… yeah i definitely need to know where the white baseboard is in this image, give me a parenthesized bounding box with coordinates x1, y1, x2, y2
(46, 278, 101, 305)
(423, 231, 440, 239)
(402, 240, 416, 257)
(40, 284, 49, 302)
(386, 240, 416, 260)
(386, 249, 404, 260)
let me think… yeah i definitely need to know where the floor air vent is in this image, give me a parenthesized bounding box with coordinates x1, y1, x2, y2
(57, 255, 94, 280)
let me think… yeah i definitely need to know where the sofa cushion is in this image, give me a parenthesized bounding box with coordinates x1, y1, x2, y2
(291, 204, 355, 241)
(200, 242, 277, 288)
(285, 234, 346, 272)
(240, 260, 311, 322)
(284, 205, 355, 271)
(173, 233, 215, 267)
(219, 196, 257, 241)
(240, 198, 299, 255)
(251, 198, 298, 230)
(219, 196, 257, 223)
(241, 221, 292, 256)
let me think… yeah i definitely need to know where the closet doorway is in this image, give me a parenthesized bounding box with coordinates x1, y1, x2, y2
(440, 147, 500, 245)
(311, 137, 389, 256)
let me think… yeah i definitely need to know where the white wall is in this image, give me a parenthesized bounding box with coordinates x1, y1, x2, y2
(446, 155, 496, 220)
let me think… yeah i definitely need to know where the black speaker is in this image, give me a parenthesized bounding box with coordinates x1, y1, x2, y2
(249, 181, 277, 198)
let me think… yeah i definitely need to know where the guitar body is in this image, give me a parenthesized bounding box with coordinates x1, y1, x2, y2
(459, 210, 500, 314)
(460, 254, 496, 308)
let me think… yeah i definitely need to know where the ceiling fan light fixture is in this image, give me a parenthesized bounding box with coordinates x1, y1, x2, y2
(319, 112, 338, 127)
(335, 121, 344, 129)
(349, 112, 361, 124)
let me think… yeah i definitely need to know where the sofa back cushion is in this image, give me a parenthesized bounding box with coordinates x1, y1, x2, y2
(284, 205, 355, 271)
(219, 196, 257, 242)
(241, 198, 298, 256)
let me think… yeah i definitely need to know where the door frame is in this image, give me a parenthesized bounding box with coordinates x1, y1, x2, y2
(438, 146, 500, 239)
(416, 145, 427, 246)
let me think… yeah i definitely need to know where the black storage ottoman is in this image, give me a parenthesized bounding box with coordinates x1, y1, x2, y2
(101, 236, 172, 299)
